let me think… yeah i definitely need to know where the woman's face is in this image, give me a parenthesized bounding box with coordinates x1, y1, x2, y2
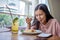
(35, 10, 46, 24)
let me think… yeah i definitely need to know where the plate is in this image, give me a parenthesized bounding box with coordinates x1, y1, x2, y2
(0, 28, 10, 32)
(38, 33, 52, 38)
(22, 30, 42, 35)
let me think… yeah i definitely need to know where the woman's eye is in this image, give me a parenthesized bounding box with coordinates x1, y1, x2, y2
(36, 15, 38, 16)
(35, 13, 43, 17)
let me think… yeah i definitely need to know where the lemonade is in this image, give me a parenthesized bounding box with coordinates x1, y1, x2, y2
(12, 17, 19, 33)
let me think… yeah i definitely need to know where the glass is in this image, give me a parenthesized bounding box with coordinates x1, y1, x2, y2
(12, 20, 19, 33)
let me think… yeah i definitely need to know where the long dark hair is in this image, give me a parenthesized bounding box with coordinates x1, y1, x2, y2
(32, 4, 53, 29)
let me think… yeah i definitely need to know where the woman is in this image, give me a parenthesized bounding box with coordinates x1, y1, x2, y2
(26, 4, 60, 37)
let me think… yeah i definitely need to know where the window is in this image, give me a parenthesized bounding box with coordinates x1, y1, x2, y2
(0, 0, 49, 28)
(19, 1, 25, 15)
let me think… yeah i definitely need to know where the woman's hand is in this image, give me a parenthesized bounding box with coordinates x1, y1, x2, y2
(26, 17, 32, 29)
(26, 17, 32, 24)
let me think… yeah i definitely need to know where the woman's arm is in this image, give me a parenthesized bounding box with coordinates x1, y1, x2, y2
(26, 17, 37, 30)
(55, 20, 60, 37)
(52, 19, 60, 37)
(31, 25, 37, 30)
(26, 17, 32, 29)
(26, 23, 37, 30)
(27, 23, 31, 29)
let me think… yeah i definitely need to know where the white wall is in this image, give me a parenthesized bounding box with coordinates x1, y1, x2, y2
(48, 0, 60, 22)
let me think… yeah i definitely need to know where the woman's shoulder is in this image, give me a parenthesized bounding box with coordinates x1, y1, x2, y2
(50, 19, 60, 24)
(51, 19, 58, 21)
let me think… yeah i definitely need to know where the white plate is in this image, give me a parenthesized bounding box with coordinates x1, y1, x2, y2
(22, 30, 42, 35)
(38, 33, 52, 37)
(0, 28, 10, 32)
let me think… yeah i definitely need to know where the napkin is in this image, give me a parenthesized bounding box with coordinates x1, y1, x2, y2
(38, 33, 52, 38)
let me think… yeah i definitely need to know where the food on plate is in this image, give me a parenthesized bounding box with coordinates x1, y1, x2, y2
(24, 29, 36, 32)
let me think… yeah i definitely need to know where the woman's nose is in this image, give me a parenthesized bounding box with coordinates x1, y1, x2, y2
(38, 15, 41, 19)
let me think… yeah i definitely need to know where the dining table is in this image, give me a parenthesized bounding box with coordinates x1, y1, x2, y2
(0, 29, 60, 40)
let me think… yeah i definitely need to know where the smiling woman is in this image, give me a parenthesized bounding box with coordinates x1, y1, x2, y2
(26, 4, 60, 37)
